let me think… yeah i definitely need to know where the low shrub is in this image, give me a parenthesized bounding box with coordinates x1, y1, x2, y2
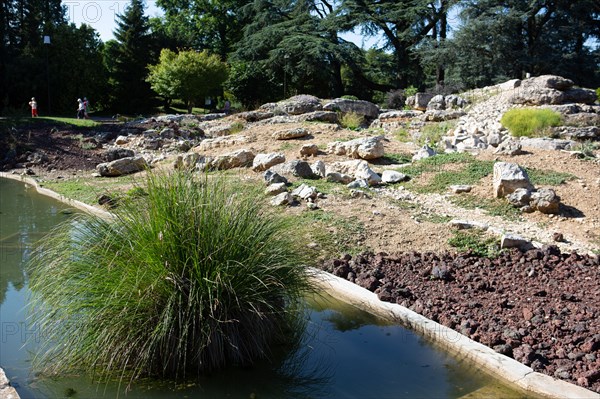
(341, 94, 359, 101)
(385, 90, 405, 109)
(596, 88, 600, 103)
(228, 120, 245, 134)
(500, 108, 562, 137)
(417, 121, 456, 147)
(572, 140, 599, 160)
(340, 112, 364, 130)
(404, 85, 418, 98)
(28, 172, 312, 381)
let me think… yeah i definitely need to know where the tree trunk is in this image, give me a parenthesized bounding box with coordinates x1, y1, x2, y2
(436, 0, 447, 89)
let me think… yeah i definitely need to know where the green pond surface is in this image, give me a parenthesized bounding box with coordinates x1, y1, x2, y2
(0, 177, 527, 398)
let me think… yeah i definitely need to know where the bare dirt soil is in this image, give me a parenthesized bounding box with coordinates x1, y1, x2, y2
(1, 118, 599, 393)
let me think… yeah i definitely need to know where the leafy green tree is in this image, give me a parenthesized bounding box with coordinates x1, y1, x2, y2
(147, 49, 228, 113)
(225, 60, 279, 109)
(433, 0, 600, 89)
(233, 0, 358, 104)
(336, 0, 442, 88)
(106, 0, 156, 113)
(155, 0, 250, 58)
(341, 48, 396, 101)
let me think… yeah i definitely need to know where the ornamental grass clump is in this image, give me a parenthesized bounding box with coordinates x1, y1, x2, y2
(500, 108, 562, 137)
(28, 172, 312, 381)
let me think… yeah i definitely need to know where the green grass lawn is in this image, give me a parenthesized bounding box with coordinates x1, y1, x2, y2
(0, 116, 100, 128)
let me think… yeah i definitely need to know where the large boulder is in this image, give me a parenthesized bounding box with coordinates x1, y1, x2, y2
(426, 95, 445, 111)
(494, 139, 524, 156)
(104, 148, 134, 162)
(209, 149, 255, 170)
(413, 93, 434, 111)
(236, 111, 274, 122)
(323, 98, 380, 119)
(195, 135, 251, 151)
(354, 161, 382, 185)
(493, 162, 533, 198)
(381, 170, 408, 184)
(530, 188, 560, 214)
(327, 136, 385, 160)
(562, 88, 598, 104)
(272, 127, 309, 140)
(553, 126, 600, 140)
(424, 110, 466, 122)
(270, 160, 317, 179)
(509, 75, 596, 105)
(519, 137, 575, 151)
(564, 112, 600, 126)
(96, 156, 148, 177)
(327, 160, 381, 186)
(378, 110, 423, 120)
(297, 111, 339, 123)
(263, 95, 322, 115)
(252, 153, 286, 172)
(291, 184, 319, 201)
(529, 75, 574, 90)
(444, 95, 468, 109)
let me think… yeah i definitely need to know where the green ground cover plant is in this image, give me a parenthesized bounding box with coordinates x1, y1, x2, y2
(447, 229, 501, 258)
(400, 153, 494, 193)
(28, 172, 313, 382)
(525, 167, 576, 185)
(500, 108, 562, 137)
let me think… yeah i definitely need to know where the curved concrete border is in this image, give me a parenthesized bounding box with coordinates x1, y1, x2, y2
(310, 269, 600, 399)
(0, 172, 113, 220)
(2, 174, 597, 398)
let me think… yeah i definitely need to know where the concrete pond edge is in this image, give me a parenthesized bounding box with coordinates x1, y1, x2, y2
(0, 172, 597, 399)
(309, 268, 600, 399)
(0, 172, 114, 220)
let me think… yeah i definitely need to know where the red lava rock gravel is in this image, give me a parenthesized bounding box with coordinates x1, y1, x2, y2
(321, 246, 600, 393)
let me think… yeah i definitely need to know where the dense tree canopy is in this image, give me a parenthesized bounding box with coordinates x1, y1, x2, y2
(1, 0, 598, 115)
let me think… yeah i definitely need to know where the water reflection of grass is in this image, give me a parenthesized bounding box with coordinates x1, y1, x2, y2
(29, 172, 314, 383)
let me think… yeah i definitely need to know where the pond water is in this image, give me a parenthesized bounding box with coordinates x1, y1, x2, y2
(0, 177, 527, 398)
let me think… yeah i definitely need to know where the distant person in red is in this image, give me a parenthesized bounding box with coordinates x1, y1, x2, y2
(29, 97, 38, 117)
(83, 97, 90, 119)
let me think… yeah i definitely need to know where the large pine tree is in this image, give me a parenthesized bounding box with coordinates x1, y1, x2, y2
(107, 0, 156, 113)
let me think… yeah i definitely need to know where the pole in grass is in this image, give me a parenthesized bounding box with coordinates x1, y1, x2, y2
(44, 35, 51, 115)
